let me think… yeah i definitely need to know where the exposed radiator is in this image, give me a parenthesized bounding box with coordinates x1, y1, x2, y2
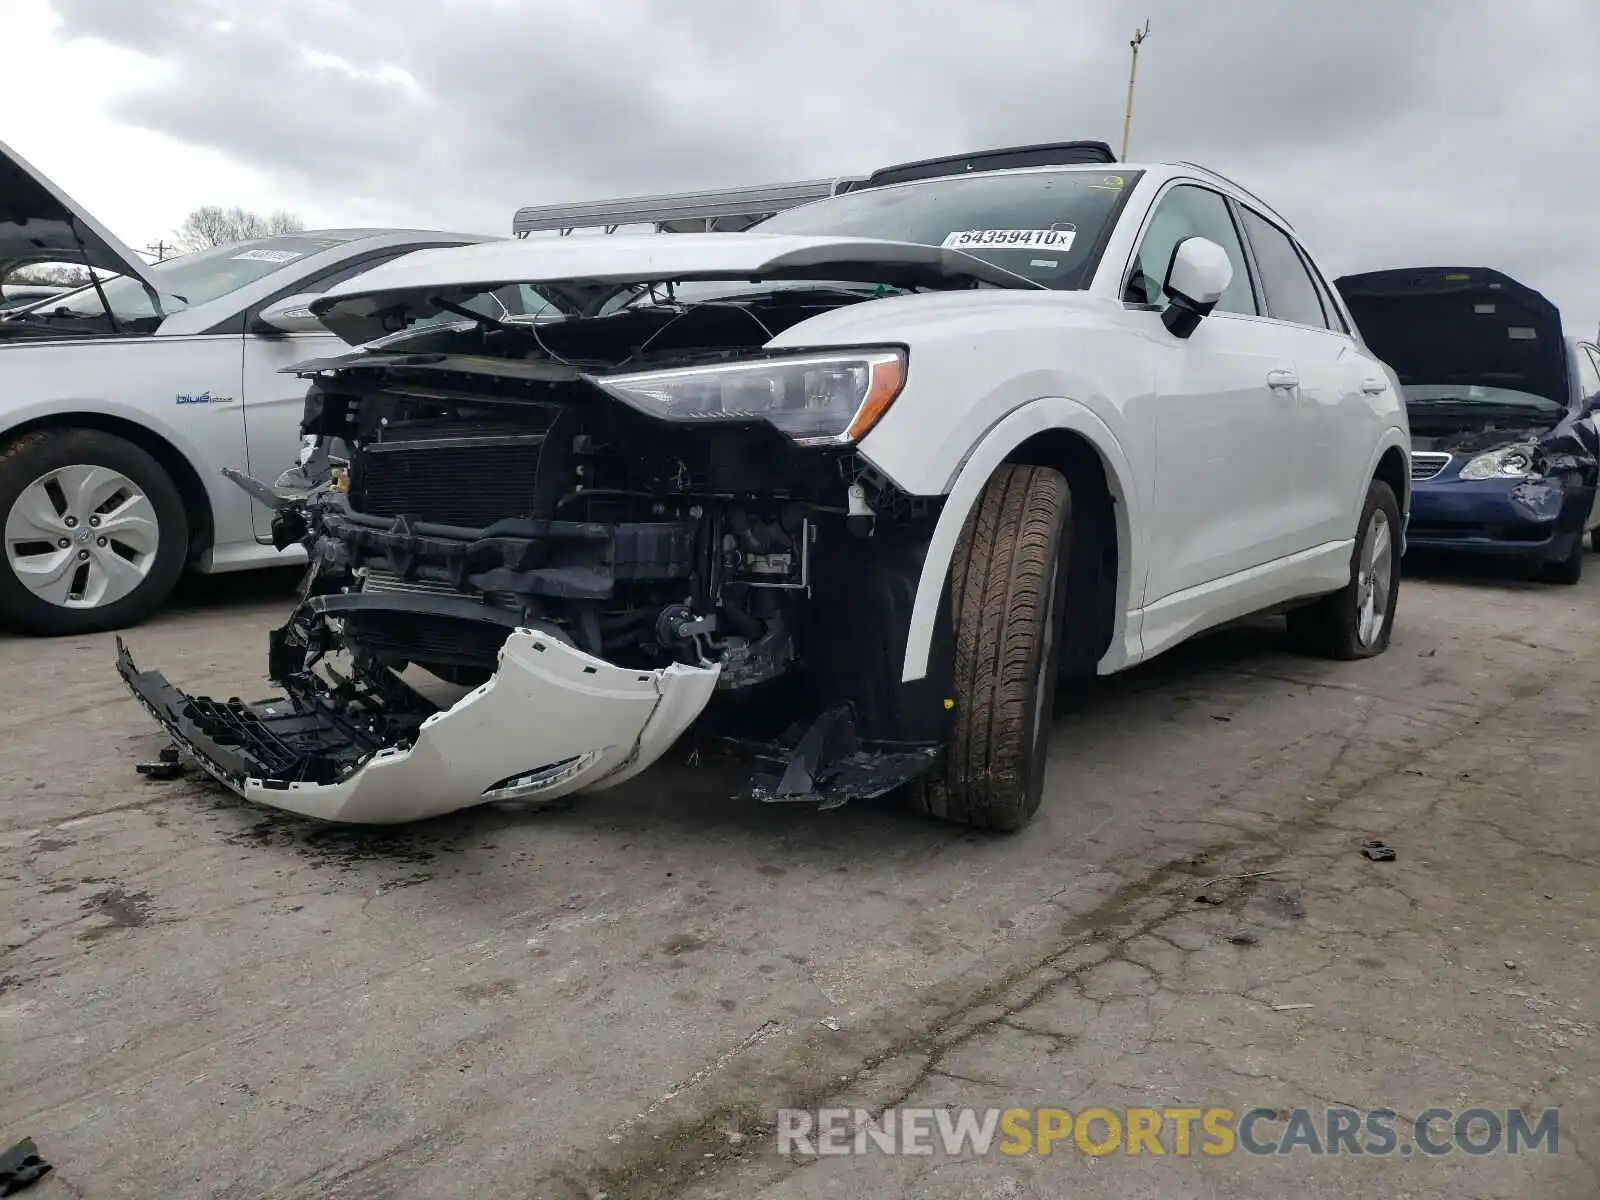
(349, 415, 570, 528)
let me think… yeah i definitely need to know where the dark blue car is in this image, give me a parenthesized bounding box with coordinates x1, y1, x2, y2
(1335, 267, 1600, 584)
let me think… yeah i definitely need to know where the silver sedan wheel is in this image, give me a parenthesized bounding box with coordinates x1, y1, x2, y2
(1355, 507, 1393, 647)
(3, 465, 161, 609)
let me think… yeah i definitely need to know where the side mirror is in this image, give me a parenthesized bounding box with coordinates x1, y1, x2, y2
(251, 293, 326, 336)
(1587, 392, 1600, 416)
(1160, 237, 1234, 339)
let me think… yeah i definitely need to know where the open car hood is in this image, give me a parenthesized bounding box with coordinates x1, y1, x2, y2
(308, 232, 1046, 345)
(0, 138, 162, 298)
(1334, 266, 1568, 405)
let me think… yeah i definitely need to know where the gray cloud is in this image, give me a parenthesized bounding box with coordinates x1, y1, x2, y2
(50, 0, 1600, 333)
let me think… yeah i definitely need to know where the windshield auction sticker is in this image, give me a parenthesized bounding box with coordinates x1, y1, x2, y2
(941, 228, 1077, 251)
(231, 249, 305, 263)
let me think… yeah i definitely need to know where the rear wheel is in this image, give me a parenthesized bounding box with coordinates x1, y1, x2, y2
(0, 429, 189, 635)
(1285, 479, 1401, 659)
(910, 463, 1072, 833)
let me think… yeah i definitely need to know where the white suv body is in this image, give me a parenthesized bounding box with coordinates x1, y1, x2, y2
(119, 153, 1411, 831)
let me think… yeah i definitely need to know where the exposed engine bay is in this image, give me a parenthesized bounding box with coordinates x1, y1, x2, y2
(119, 280, 963, 821)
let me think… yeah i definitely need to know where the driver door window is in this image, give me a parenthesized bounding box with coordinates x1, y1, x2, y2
(1125, 184, 1257, 316)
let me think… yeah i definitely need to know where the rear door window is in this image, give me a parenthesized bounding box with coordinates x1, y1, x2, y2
(1236, 207, 1332, 330)
(1295, 243, 1350, 334)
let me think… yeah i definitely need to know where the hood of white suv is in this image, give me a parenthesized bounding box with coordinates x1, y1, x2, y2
(308, 232, 1044, 345)
(1, 138, 162, 295)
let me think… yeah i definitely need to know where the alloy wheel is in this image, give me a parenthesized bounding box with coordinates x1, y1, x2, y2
(3, 465, 162, 609)
(1355, 508, 1393, 647)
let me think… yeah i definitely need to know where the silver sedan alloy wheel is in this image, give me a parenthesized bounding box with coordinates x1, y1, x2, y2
(3, 465, 162, 609)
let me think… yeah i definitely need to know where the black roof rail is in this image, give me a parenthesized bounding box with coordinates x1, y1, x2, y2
(852, 140, 1118, 191)
(1167, 161, 1292, 229)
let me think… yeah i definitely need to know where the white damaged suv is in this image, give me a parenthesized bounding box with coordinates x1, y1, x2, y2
(120, 140, 1411, 831)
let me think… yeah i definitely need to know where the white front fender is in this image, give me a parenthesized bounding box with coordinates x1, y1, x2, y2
(891, 397, 1142, 683)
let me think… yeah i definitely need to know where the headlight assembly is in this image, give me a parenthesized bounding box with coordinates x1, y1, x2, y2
(586, 348, 908, 446)
(1459, 443, 1540, 480)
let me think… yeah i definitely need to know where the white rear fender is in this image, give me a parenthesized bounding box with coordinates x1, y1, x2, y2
(893, 397, 1141, 683)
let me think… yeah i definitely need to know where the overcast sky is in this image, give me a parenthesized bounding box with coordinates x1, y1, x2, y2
(7, 0, 1597, 334)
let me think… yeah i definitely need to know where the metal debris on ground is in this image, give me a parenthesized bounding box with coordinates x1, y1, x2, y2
(135, 746, 184, 780)
(1360, 838, 1396, 862)
(0, 1138, 51, 1196)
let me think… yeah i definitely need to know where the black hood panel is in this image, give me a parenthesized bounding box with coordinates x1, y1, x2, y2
(1, 138, 161, 291)
(1334, 266, 1567, 404)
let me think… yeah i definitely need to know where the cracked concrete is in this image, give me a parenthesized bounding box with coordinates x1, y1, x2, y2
(2, 562, 1598, 1198)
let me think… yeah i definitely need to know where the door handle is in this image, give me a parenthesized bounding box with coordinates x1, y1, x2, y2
(1361, 378, 1388, 395)
(1266, 370, 1299, 391)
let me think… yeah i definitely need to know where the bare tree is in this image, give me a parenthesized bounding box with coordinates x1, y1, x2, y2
(5, 263, 91, 286)
(174, 205, 306, 251)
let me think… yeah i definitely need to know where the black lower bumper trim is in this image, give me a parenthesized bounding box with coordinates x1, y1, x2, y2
(116, 638, 398, 790)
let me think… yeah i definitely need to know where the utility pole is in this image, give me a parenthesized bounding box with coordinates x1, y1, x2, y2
(1120, 19, 1151, 161)
(145, 240, 172, 261)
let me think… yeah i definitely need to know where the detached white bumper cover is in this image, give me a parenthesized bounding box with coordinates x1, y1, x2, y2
(116, 629, 720, 824)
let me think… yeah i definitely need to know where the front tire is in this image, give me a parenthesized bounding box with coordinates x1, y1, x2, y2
(911, 463, 1072, 833)
(1541, 533, 1584, 585)
(1285, 479, 1401, 659)
(0, 429, 189, 635)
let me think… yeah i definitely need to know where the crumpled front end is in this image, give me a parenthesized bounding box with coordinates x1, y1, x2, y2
(117, 629, 719, 824)
(117, 270, 962, 824)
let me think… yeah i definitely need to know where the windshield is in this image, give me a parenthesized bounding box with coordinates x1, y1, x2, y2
(748, 168, 1141, 290)
(612, 278, 894, 310)
(27, 235, 357, 322)
(1403, 384, 1563, 411)
(361, 282, 569, 348)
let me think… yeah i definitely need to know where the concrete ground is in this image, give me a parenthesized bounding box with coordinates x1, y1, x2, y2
(1, 556, 1596, 1199)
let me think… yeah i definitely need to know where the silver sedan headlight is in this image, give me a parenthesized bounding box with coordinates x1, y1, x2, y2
(1459, 443, 1540, 480)
(586, 348, 908, 446)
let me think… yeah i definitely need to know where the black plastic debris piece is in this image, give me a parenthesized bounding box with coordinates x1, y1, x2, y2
(1360, 838, 1396, 863)
(136, 745, 185, 780)
(734, 705, 939, 811)
(0, 1137, 51, 1196)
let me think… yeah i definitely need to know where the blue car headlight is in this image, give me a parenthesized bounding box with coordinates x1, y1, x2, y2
(585, 348, 908, 446)
(1459, 443, 1539, 480)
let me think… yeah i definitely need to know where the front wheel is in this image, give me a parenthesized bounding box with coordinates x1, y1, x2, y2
(1541, 533, 1584, 585)
(910, 463, 1073, 833)
(0, 429, 189, 635)
(1285, 479, 1401, 659)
